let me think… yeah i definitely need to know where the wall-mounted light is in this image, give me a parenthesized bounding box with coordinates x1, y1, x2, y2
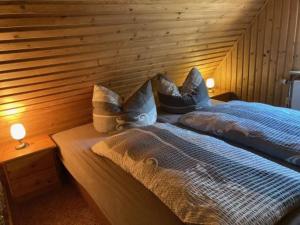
(10, 123, 28, 150)
(206, 78, 215, 93)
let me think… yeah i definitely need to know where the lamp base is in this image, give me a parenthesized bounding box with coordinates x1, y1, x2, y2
(208, 88, 214, 93)
(15, 141, 28, 150)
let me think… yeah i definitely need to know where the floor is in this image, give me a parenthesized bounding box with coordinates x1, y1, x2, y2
(16, 182, 101, 225)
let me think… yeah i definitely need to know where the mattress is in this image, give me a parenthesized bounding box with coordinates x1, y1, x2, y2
(52, 123, 184, 225)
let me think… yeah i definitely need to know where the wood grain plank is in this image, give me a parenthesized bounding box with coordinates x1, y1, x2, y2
(266, 0, 282, 104)
(242, 27, 251, 100)
(280, 0, 299, 106)
(247, 17, 258, 102)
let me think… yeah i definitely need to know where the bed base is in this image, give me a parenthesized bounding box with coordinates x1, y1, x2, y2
(61, 167, 112, 225)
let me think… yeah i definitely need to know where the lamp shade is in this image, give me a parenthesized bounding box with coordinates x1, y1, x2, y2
(206, 78, 215, 89)
(10, 123, 26, 141)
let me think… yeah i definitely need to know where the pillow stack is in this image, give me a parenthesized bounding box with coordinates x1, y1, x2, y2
(156, 67, 211, 114)
(92, 80, 157, 133)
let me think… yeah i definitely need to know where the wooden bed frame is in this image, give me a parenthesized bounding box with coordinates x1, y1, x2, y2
(53, 127, 300, 225)
(60, 166, 112, 225)
(68, 159, 300, 225)
(73, 179, 112, 225)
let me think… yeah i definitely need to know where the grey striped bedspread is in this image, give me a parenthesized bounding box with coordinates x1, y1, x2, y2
(92, 123, 300, 225)
(180, 101, 300, 167)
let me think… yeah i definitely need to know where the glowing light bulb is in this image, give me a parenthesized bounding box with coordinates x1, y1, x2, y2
(10, 123, 28, 149)
(206, 78, 215, 89)
(10, 123, 26, 140)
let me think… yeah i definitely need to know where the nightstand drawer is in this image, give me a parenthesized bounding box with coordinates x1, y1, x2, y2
(9, 168, 58, 198)
(5, 150, 54, 180)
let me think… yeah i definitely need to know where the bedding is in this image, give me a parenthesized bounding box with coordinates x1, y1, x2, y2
(52, 124, 184, 225)
(157, 99, 225, 124)
(92, 123, 300, 225)
(179, 101, 300, 167)
(156, 68, 211, 114)
(120, 80, 157, 128)
(92, 85, 122, 133)
(93, 80, 157, 133)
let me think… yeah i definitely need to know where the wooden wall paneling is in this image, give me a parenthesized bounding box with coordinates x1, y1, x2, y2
(266, 0, 282, 104)
(1, 45, 232, 93)
(213, 0, 300, 106)
(221, 58, 227, 90)
(253, 4, 267, 101)
(247, 17, 258, 102)
(0, 2, 264, 16)
(0, 30, 242, 53)
(0, 22, 249, 42)
(259, 0, 274, 103)
(0, 55, 227, 101)
(242, 27, 251, 100)
(280, 0, 299, 106)
(230, 44, 238, 93)
(0, 93, 93, 117)
(0, 44, 230, 83)
(1, 112, 89, 141)
(273, 0, 290, 105)
(0, 88, 92, 111)
(293, 5, 300, 70)
(0, 14, 256, 29)
(0, 38, 236, 64)
(213, 65, 220, 89)
(0, 58, 218, 121)
(0, 0, 267, 143)
(236, 35, 244, 98)
(226, 50, 232, 91)
(0, 50, 229, 95)
(218, 60, 224, 89)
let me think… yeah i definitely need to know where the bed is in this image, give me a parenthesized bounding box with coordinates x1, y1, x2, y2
(52, 123, 184, 225)
(157, 99, 224, 124)
(51, 94, 300, 225)
(52, 121, 300, 225)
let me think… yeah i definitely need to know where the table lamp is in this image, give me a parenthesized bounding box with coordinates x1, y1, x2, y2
(206, 78, 215, 93)
(10, 123, 28, 150)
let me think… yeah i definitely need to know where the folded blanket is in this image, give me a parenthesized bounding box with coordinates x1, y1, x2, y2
(92, 123, 300, 225)
(180, 101, 300, 167)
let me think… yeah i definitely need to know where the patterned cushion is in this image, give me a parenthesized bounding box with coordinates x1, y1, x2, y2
(181, 67, 204, 95)
(156, 75, 181, 96)
(93, 81, 157, 133)
(92, 85, 123, 133)
(119, 80, 157, 128)
(156, 68, 211, 114)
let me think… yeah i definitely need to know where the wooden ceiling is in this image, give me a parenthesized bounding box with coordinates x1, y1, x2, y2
(0, 0, 267, 143)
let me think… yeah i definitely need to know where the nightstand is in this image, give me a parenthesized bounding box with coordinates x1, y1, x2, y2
(0, 135, 60, 202)
(209, 90, 238, 102)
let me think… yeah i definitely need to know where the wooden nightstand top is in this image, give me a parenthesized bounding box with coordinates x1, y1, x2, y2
(0, 135, 57, 163)
(209, 89, 228, 98)
(209, 89, 238, 102)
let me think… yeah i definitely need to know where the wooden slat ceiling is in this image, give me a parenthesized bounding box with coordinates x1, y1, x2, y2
(0, 0, 267, 143)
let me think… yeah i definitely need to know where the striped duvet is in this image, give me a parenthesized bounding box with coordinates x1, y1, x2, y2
(180, 101, 300, 167)
(92, 123, 300, 225)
